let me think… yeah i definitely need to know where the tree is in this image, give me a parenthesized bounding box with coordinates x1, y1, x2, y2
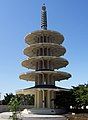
(17, 94, 34, 105)
(54, 91, 72, 109)
(54, 84, 88, 110)
(8, 96, 21, 120)
(2, 93, 15, 105)
(70, 84, 88, 108)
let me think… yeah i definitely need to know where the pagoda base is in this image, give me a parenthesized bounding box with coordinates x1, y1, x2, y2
(27, 108, 67, 115)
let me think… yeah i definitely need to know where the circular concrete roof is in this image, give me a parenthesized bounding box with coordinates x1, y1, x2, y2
(23, 43, 66, 57)
(22, 56, 68, 69)
(19, 71, 71, 81)
(25, 30, 64, 45)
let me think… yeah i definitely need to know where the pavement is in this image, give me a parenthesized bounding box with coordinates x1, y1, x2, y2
(0, 112, 67, 120)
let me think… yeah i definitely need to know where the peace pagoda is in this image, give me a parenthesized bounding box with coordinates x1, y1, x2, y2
(17, 4, 71, 114)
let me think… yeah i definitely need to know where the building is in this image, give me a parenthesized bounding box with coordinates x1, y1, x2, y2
(16, 4, 71, 114)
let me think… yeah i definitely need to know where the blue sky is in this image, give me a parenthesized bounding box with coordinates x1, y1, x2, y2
(0, 0, 88, 99)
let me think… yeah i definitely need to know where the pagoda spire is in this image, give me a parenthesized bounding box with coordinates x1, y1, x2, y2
(41, 4, 47, 30)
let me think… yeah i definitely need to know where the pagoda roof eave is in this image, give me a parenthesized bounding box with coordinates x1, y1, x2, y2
(23, 43, 66, 57)
(21, 56, 69, 69)
(19, 70, 71, 81)
(16, 85, 69, 95)
(25, 29, 64, 38)
(25, 30, 64, 45)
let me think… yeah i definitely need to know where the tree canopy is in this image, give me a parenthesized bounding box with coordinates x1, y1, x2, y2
(70, 84, 88, 108)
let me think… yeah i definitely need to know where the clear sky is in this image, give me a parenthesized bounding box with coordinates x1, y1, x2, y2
(0, 0, 88, 99)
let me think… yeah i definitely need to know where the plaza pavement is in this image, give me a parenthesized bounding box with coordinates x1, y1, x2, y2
(0, 112, 67, 120)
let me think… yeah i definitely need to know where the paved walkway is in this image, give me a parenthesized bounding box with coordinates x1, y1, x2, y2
(0, 112, 67, 120)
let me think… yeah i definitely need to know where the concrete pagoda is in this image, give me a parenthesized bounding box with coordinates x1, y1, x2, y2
(17, 4, 71, 114)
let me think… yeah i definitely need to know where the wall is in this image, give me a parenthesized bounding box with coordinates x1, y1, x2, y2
(0, 105, 34, 113)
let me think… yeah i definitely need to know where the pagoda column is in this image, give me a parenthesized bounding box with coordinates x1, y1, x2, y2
(47, 74, 49, 84)
(42, 90, 45, 108)
(42, 59, 44, 69)
(47, 60, 49, 69)
(51, 91, 55, 108)
(38, 74, 40, 85)
(36, 90, 40, 108)
(34, 91, 37, 108)
(42, 73, 44, 84)
(47, 90, 50, 108)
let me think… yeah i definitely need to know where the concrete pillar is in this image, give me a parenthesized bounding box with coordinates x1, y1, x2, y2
(35, 76, 37, 85)
(42, 60, 44, 69)
(47, 60, 49, 69)
(38, 74, 40, 85)
(39, 47, 40, 56)
(42, 73, 44, 84)
(34, 92, 37, 108)
(47, 90, 50, 108)
(37, 61, 39, 70)
(42, 90, 45, 108)
(52, 76, 55, 85)
(43, 48, 44, 56)
(47, 47, 48, 56)
(48, 74, 49, 84)
(37, 90, 43, 108)
(51, 91, 55, 108)
(36, 90, 40, 108)
(51, 48, 52, 56)
(51, 61, 53, 70)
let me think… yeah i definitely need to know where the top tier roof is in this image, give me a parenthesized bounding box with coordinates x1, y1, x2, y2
(25, 4, 64, 45)
(25, 30, 64, 45)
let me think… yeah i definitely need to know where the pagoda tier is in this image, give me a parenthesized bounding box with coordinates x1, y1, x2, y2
(19, 71, 71, 82)
(22, 56, 68, 69)
(24, 43, 66, 57)
(25, 30, 64, 45)
(17, 85, 69, 95)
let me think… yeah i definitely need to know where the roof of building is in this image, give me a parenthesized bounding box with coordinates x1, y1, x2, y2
(24, 85, 69, 91)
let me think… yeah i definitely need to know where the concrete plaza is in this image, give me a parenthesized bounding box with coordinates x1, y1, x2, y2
(0, 112, 67, 120)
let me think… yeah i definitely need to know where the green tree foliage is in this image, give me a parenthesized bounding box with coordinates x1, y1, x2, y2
(8, 96, 21, 112)
(54, 91, 72, 109)
(54, 84, 88, 110)
(2, 93, 15, 105)
(17, 94, 34, 105)
(70, 84, 88, 108)
(2, 93, 34, 105)
(8, 96, 21, 120)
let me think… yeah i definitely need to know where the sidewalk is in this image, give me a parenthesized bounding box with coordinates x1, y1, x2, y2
(0, 112, 67, 120)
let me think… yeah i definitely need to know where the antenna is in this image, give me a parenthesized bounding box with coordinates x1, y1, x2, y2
(41, 4, 47, 30)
